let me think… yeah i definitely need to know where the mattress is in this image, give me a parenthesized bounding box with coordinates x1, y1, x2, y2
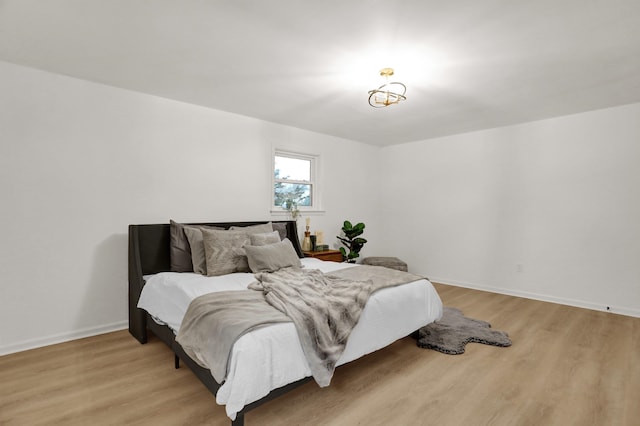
(138, 258, 442, 420)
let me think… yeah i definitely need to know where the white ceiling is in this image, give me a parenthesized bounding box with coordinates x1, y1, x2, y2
(1, 0, 640, 146)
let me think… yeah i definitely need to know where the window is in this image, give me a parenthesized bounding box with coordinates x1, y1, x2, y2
(273, 150, 319, 211)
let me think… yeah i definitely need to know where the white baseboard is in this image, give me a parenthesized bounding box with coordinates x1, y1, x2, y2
(431, 277, 640, 319)
(0, 321, 128, 356)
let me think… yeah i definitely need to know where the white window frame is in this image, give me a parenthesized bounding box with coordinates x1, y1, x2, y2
(271, 149, 323, 214)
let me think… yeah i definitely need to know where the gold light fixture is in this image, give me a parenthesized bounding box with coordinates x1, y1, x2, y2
(368, 68, 406, 108)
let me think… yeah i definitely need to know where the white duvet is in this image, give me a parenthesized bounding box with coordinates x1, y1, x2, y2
(138, 258, 443, 420)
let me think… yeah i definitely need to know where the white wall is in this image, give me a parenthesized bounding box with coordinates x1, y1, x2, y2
(0, 61, 382, 354)
(380, 103, 640, 317)
(3, 59, 638, 355)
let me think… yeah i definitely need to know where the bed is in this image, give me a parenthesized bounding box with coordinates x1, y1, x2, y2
(128, 220, 442, 425)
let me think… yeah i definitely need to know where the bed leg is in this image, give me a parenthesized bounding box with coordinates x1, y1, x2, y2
(231, 412, 244, 426)
(174, 354, 180, 369)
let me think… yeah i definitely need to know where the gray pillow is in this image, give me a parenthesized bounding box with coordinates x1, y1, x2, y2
(170, 221, 223, 273)
(183, 225, 224, 274)
(202, 228, 252, 276)
(250, 231, 281, 246)
(245, 238, 302, 273)
(229, 222, 273, 235)
(170, 220, 194, 272)
(271, 222, 288, 241)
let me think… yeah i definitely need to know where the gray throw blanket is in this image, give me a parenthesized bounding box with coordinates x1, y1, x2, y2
(176, 290, 291, 382)
(176, 265, 423, 386)
(250, 265, 423, 386)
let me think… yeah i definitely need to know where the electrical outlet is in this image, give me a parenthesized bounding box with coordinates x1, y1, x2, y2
(516, 263, 523, 273)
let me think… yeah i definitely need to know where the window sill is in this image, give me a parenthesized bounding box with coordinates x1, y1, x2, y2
(270, 209, 326, 216)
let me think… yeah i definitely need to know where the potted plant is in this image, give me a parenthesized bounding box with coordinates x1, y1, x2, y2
(337, 220, 367, 263)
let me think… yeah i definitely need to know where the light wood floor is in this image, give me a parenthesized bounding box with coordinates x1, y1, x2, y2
(2, 284, 639, 426)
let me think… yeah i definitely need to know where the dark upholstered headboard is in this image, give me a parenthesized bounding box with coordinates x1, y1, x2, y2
(128, 220, 301, 343)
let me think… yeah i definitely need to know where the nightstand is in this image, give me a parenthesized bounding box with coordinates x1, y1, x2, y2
(303, 250, 344, 263)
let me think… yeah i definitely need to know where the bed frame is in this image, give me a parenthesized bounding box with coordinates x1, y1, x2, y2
(128, 220, 311, 426)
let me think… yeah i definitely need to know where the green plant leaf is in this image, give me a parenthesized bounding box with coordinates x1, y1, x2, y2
(345, 229, 363, 238)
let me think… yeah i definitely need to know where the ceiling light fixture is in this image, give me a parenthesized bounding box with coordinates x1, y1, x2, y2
(368, 68, 406, 108)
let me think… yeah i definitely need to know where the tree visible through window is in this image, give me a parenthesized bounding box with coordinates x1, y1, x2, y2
(273, 152, 315, 210)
